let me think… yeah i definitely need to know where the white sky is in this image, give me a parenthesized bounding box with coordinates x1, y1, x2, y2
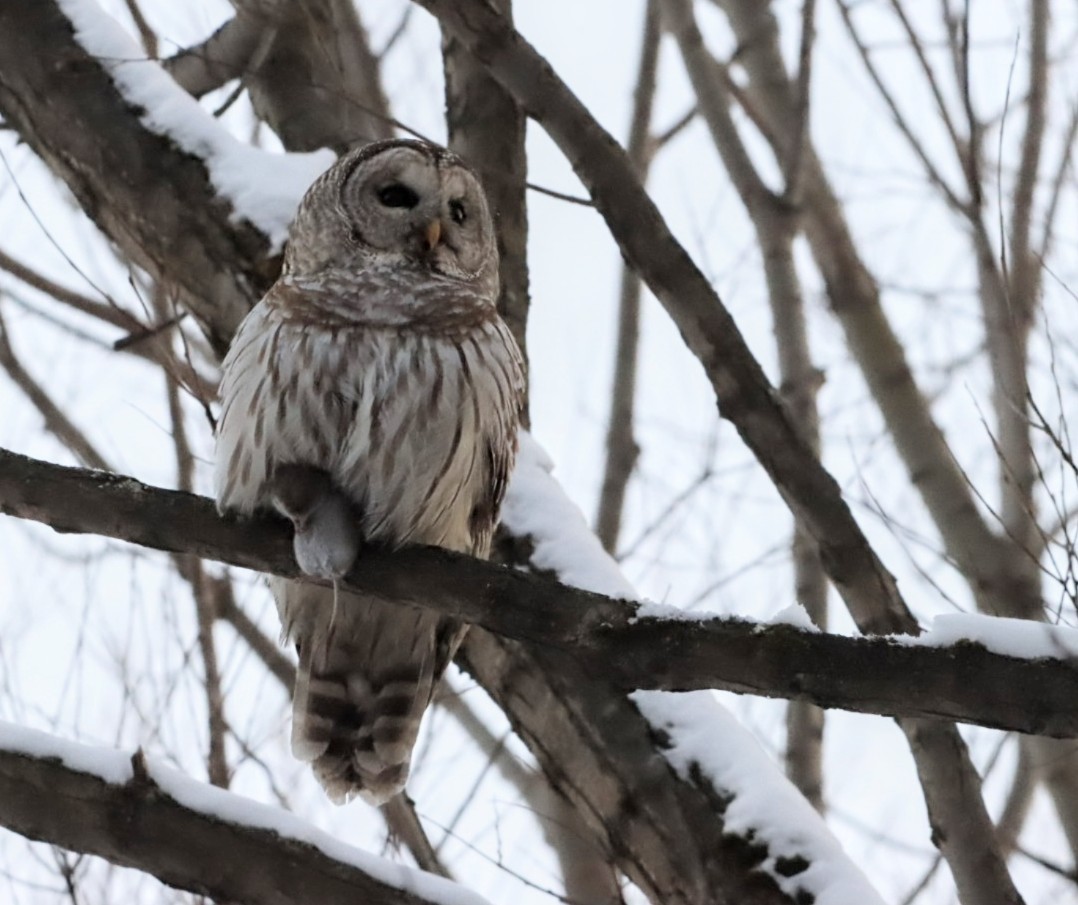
(2, 1, 1078, 903)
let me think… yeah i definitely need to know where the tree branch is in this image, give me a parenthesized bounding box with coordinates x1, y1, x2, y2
(0, 0, 276, 356)
(441, 0, 531, 418)
(238, 0, 394, 152)
(408, 0, 919, 642)
(0, 313, 112, 472)
(659, 0, 829, 809)
(594, 0, 660, 554)
(0, 723, 485, 905)
(0, 6, 822, 897)
(2, 447, 1078, 738)
(163, 13, 267, 98)
(0, 246, 141, 332)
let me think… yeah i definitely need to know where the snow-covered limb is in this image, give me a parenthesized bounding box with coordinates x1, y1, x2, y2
(0, 721, 487, 905)
(57, 0, 333, 249)
(0, 442, 890, 903)
(505, 437, 885, 905)
(2, 442, 1078, 738)
(0, 441, 894, 903)
(633, 693, 884, 905)
(0, 0, 314, 354)
(367, 8, 1025, 900)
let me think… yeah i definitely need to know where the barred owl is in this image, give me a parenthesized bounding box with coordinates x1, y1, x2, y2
(214, 139, 524, 805)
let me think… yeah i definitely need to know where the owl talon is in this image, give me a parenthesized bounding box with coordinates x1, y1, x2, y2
(293, 504, 361, 579)
(268, 464, 362, 579)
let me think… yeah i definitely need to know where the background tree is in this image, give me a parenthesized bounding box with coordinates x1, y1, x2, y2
(1, 1, 1077, 903)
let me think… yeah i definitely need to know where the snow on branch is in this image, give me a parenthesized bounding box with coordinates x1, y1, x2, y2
(57, 0, 333, 249)
(388, 10, 1024, 896)
(495, 438, 885, 905)
(1, 442, 1078, 738)
(0, 436, 1064, 905)
(0, 721, 487, 905)
(0, 0, 329, 354)
(633, 692, 879, 905)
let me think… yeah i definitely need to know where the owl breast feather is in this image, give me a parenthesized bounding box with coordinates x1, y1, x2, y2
(215, 280, 521, 557)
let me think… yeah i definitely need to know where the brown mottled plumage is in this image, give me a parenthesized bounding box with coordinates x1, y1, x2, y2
(215, 140, 524, 804)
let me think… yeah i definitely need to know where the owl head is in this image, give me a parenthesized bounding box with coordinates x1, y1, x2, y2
(284, 139, 498, 297)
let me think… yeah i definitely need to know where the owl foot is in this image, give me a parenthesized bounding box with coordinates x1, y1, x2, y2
(268, 464, 362, 580)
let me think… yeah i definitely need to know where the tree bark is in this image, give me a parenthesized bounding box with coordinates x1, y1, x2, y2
(0, 727, 478, 905)
(2, 447, 1078, 739)
(0, 0, 274, 357)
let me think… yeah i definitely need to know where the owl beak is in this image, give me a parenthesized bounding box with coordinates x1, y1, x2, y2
(424, 219, 443, 250)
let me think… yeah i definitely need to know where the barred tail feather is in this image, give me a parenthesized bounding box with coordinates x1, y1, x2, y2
(272, 577, 464, 805)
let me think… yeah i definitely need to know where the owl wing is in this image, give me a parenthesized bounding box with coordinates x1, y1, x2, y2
(467, 318, 525, 557)
(214, 303, 275, 514)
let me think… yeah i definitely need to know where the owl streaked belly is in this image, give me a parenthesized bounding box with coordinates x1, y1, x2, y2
(215, 301, 516, 557)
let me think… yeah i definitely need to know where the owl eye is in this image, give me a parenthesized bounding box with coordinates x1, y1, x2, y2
(377, 183, 420, 209)
(449, 199, 467, 225)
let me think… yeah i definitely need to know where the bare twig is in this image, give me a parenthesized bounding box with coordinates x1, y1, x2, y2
(120, 0, 157, 59)
(0, 247, 140, 333)
(835, 0, 968, 215)
(782, 0, 816, 203)
(652, 105, 697, 150)
(0, 312, 111, 472)
(523, 182, 593, 206)
(886, 0, 969, 192)
(595, 0, 660, 553)
(112, 312, 185, 351)
(437, 689, 620, 902)
(3, 448, 1078, 738)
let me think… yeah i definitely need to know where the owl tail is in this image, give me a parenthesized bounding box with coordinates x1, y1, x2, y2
(272, 578, 464, 806)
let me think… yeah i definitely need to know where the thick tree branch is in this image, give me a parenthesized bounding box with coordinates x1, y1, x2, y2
(0, 0, 276, 356)
(402, 9, 1022, 898)
(163, 13, 267, 98)
(660, 0, 829, 810)
(237, 0, 394, 152)
(0, 724, 484, 905)
(699, 4, 1034, 896)
(2, 447, 1078, 739)
(408, 0, 915, 640)
(441, 0, 531, 418)
(0, 5, 790, 898)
